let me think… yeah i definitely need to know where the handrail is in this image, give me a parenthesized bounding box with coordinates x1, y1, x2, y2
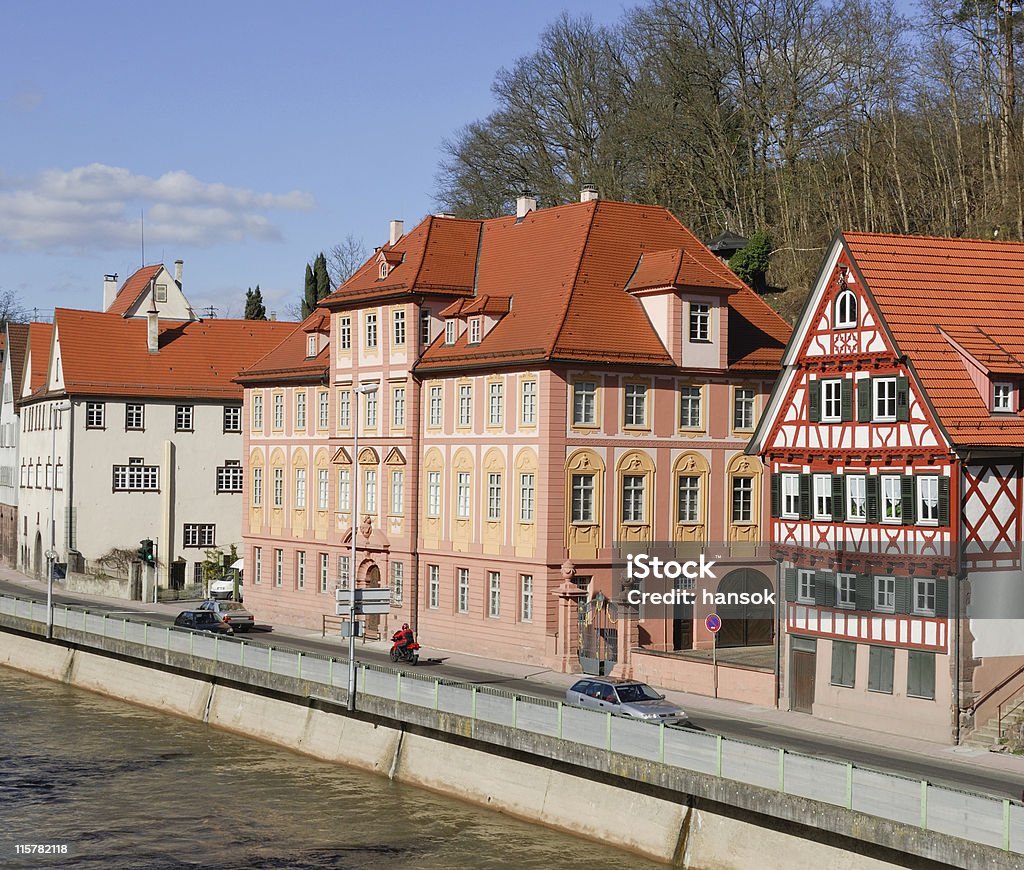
(967, 663, 1024, 716)
(321, 612, 380, 642)
(999, 694, 1024, 740)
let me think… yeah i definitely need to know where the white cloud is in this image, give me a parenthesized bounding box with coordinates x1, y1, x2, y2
(0, 163, 315, 252)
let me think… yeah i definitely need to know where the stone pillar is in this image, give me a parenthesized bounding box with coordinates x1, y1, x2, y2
(554, 560, 586, 673)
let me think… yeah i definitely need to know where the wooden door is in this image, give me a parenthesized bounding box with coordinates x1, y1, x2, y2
(790, 649, 816, 714)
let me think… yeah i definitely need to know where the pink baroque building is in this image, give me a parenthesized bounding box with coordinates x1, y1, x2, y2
(239, 194, 790, 675)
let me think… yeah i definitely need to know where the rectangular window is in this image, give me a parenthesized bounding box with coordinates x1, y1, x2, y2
(624, 384, 648, 427)
(294, 467, 306, 509)
(874, 575, 895, 612)
(429, 385, 443, 427)
(126, 403, 144, 430)
(679, 386, 701, 428)
(275, 549, 283, 587)
(175, 405, 193, 432)
(429, 565, 440, 609)
(216, 460, 243, 493)
(874, 378, 897, 421)
(994, 382, 1014, 412)
(393, 309, 406, 346)
(318, 391, 329, 429)
(273, 394, 284, 429)
(273, 467, 283, 507)
(338, 390, 351, 429)
(733, 388, 755, 430)
(112, 457, 159, 492)
(155, 283, 168, 303)
(365, 390, 377, 429)
(391, 469, 404, 515)
(914, 577, 936, 616)
(223, 406, 241, 433)
(307, 335, 318, 358)
(338, 555, 350, 589)
(689, 302, 710, 342)
(252, 467, 263, 506)
(320, 553, 329, 593)
(881, 475, 902, 523)
(391, 561, 404, 605)
(677, 476, 700, 523)
(488, 571, 501, 618)
(427, 471, 441, 517)
(456, 471, 471, 518)
(821, 380, 843, 422)
(868, 646, 895, 694)
(183, 523, 215, 547)
(797, 569, 815, 604)
(458, 568, 470, 613)
(86, 402, 105, 428)
(392, 387, 405, 428)
(339, 316, 351, 350)
(253, 546, 262, 584)
(846, 474, 866, 522)
(573, 381, 597, 426)
(918, 476, 939, 525)
(622, 475, 646, 523)
(295, 392, 306, 429)
(836, 573, 856, 609)
(907, 650, 936, 700)
(519, 473, 535, 522)
(445, 320, 456, 345)
(338, 467, 350, 511)
(813, 473, 832, 520)
(470, 318, 481, 344)
(571, 474, 595, 523)
(781, 473, 800, 519)
(732, 477, 753, 523)
(488, 382, 503, 426)
(365, 312, 378, 348)
(458, 384, 472, 426)
(252, 394, 263, 430)
(317, 468, 329, 510)
(420, 308, 431, 347)
(296, 551, 305, 590)
(364, 469, 377, 513)
(521, 574, 534, 622)
(487, 472, 502, 521)
(521, 380, 537, 425)
(831, 641, 857, 688)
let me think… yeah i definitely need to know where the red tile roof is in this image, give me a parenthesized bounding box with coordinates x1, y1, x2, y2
(237, 311, 331, 384)
(106, 265, 164, 316)
(51, 310, 296, 400)
(844, 231, 1024, 446)
(25, 323, 53, 395)
(629, 247, 744, 294)
(5, 323, 29, 403)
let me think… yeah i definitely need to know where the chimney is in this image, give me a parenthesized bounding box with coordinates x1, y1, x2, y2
(103, 273, 119, 311)
(147, 296, 159, 353)
(516, 193, 537, 221)
(580, 184, 599, 203)
(389, 220, 404, 246)
(269, 311, 277, 321)
(174, 259, 183, 286)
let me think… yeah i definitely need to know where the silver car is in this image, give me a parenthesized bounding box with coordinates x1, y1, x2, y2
(565, 677, 688, 725)
(197, 599, 255, 633)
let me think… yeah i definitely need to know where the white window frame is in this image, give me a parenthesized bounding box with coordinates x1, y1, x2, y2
(732, 476, 753, 523)
(429, 564, 440, 609)
(275, 548, 283, 587)
(994, 382, 1014, 413)
(488, 571, 501, 618)
(175, 404, 194, 432)
(294, 467, 306, 509)
(679, 386, 701, 429)
(797, 569, 815, 604)
(571, 473, 595, 523)
(391, 561, 404, 605)
(487, 472, 502, 521)
(519, 472, 535, 522)
(834, 287, 857, 328)
(622, 474, 646, 523)
(392, 387, 406, 428)
(689, 302, 710, 342)
(339, 316, 351, 351)
(365, 312, 378, 348)
(253, 546, 262, 584)
(295, 391, 306, 429)
(881, 475, 902, 523)
(445, 320, 456, 345)
(456, 471, 471, 518)
(573, 381, 597, 426)
(252, 393, 263, 430)
(126, 403, 145, 430)
(86, 402, 105, 429)
(813, 473, 832, 520)
(273, 394, 284, 429)
(781, 473, 800, 519)
(677, 475, 700, 523)
(874, 378, 897, 422)
(252, 467, 263, 507)
(917, 475, 939, 526)
(521, 574, 534, 622)
(429, 385, 443, 427)
(458, 384, 472, 427)
(364, 468, 377, 514)
(318, 391, 329, 429)
(273, 467, 283, 507)
(488, 382, 503, 426)
(469, 318, 481, 344)
(836, 573, 856, 609)
(914, 577, 936, 616)
(733, 388, 755, 430)
(390, 469, 404, 515)
(337, 467, 351, 511)
(216, 460, 243, 494)
(338, 390, 351, 429)
(317, 467, 329, 510)
(521, 379, 537, 425)
(458, 568, 470, 613)
(846, 474, 866, 522)
(320, 552, 330, 593)
(623, 383, 647, 428)
(821, 379, 843, 422)
(427, 471, 441, 517)
(296, 551, 305, 590)
(393, 309, 406, 346)
(874, 575, 896, 612)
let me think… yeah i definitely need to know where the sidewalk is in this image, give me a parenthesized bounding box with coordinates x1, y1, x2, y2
(4, 564, 1023, 782)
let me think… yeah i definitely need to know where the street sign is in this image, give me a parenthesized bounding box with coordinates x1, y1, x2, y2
(335, 587, 393, 616)
(705, 613, 722, 634)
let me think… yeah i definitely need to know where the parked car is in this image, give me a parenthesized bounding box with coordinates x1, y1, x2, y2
(565, 677, 688, 725)
(174, 610, 234, 635)
(197, 599, 255, 633)
(209, 572, 243, 601)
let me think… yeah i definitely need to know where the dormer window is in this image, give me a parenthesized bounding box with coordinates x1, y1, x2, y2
(834, 286, 857, 328)
(306, 335, 318, 358)
(689, 302, 710, 342)
(469, 318, 481, 344)
(994, 382, 1015, 413)
(379, 261, 389, 280)
(445, 319, 456, 345)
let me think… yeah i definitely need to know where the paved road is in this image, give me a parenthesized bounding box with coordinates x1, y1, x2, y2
(4, 578, 1023, 801)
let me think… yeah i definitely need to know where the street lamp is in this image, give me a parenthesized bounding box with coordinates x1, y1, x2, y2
(46, 400, 72, 639)
(347, 382, 378, 711)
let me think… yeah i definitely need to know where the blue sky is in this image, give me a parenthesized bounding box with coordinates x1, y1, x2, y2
(3, 0, 628, 320)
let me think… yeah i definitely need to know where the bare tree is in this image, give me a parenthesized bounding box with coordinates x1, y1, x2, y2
(0, 288, 30, 324)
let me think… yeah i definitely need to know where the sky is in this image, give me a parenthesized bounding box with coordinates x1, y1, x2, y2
(2, 0, 630, 321)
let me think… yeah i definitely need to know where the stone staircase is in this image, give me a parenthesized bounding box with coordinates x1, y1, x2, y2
(966, 688, 1024, 749)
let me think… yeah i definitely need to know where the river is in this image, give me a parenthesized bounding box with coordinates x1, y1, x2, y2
(0, 667, 660, 869)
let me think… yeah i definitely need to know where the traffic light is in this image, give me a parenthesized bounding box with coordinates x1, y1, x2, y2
(138, 539, 155, 564)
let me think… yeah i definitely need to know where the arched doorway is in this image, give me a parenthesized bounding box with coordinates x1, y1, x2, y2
(363, 563, 382, 634)
(716, 568, 774, 648)
(33, 532, 42, 580)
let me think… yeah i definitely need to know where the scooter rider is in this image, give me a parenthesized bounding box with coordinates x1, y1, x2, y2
(392, 622, 415, 656)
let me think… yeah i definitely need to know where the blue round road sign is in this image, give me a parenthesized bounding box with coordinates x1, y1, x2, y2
(705, 614, 722, 634)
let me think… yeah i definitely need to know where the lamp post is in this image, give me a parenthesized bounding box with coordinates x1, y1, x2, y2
(46, 400, 72, 639)
(347, 382, 378, 711)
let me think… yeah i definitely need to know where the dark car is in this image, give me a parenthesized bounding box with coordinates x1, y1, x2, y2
(174, 609, 234, 635)
(197, 599, 255, 633)
(565, 677, 688, 725)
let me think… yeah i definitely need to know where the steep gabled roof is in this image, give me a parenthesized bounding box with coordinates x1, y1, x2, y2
(106, 265, 164, 316)
(24, 323, 53, 397)
(5, 323, 29, 406)
(236, 311, 331, 384)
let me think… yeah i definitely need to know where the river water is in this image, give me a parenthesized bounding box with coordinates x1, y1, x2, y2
(0, 667, 660, 869)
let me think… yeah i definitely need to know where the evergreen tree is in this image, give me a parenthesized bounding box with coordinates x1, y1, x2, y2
(314, 252, 331, 301)
(728, 231, 773, 294)
(244, 285, 267, 320)
(301, 262, 317, 318)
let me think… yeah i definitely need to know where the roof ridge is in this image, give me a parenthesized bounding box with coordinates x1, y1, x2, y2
(844, 229, 1024, 247)
(548, 199, 600, 357)
(409, 215, 437, 290)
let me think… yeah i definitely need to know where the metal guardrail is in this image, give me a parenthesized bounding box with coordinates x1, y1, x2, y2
(2, 592, 1022, 855)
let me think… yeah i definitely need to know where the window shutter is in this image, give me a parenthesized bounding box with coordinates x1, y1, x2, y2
(784, 567, 797, 602)
(855, 574, 873, 611)
(832, 475, 846, 522)
(770, 473, 780, 518)
(895, 576, 911, 614)
(815, 571, 833, 606)
(831, 646, 843, 685)
(896, 376, 910, 421)
(901, 475, 916, 525)
(938, 477, 951, 526)
(799, 474, 812, 520)
(841, 378, 853, 422)
(868, 648, 880, 689)
(857, 378, 872, 422)
(934, 577, 950, 618)
(808, 379, 821, 423)
(866, 476, 880, 523)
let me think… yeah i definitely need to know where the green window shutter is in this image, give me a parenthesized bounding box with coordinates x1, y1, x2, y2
(865, 476, 880, 523)
(815, 571, 833, 606)
(841, 378, 853, 422)
(894, 576, 911, 614)
(934, 577, 950, 618)
(901, 475, 916, 525)
(855, 574, 873, 611)
(832, 475, 846, 522)
(896, 375, 910, 421)
(857, 378, 872, 422)
(799, 474, 812, 520)
(808, 379, 821, 423)
(784, 567, 797, 602)
(831, 644, 843, 685)
(770, 473, 780, 518)
(868, 647, 881, 690)
(938, 477, 951, 527)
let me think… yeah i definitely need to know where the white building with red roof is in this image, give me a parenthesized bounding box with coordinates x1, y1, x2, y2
(750, 231, 1024, 744)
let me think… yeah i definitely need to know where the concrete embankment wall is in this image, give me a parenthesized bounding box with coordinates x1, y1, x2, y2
(0, 623, 1002, 870)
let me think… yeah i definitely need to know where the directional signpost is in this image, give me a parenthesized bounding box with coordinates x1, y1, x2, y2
(335, 587, 392, 618)
(706, 613, 722, 699)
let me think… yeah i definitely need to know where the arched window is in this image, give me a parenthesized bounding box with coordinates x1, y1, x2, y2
(834, 287, 857, 329)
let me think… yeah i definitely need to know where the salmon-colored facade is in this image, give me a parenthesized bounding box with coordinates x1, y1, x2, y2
(239, 197, 790, 672)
